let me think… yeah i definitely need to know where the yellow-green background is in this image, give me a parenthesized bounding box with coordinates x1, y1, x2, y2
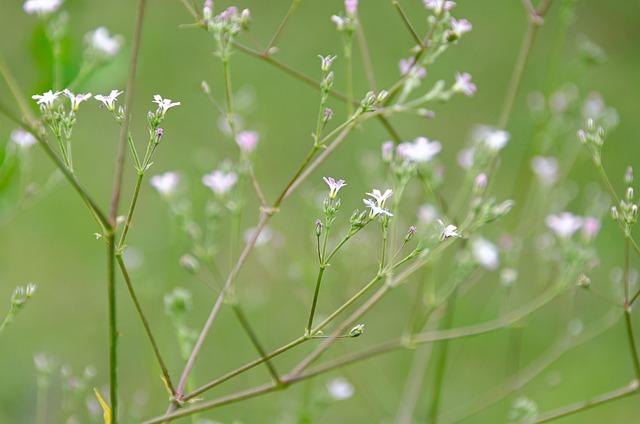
(1, 0, 640, 422)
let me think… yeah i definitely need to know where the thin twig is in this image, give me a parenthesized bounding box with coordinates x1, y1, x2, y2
(263, 0, 302, 54)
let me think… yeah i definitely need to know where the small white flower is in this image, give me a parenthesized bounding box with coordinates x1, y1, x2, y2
(63, 89, 92, 111)
(202, 170, 237, 196)
(88, 27, 122, 57)
(150, 172, 179, 197)
(450, 18, 472, 37)
(236, 131, 259, 153)
(531, 156, 559, 186)
(423, 0, 456, 14)
(471, 237, 499, 270)
(331, 15, 348, 31)
(152, 95, 181, 115)
(545, 212, 583, 238)
(23, 0, 62, 15)
(453, 72, 476, 96)
(473, 126, 510, 151)
(363, 198, 393, 218)
(381, 141, 395, 162)
(323, 176, 347, 199)
(366, 188, 393, 207)
(457, 148, 474, 169)
(32, 90, 60, 110)
(438, 219, 460, 240)
(397, 137, 442, 163)
(500, 268, 518, 287)
(418, 204, 438, 224)
(326, 377, 354, 400)
(11, 129, 37, 148)
(94, 90, 123, 111)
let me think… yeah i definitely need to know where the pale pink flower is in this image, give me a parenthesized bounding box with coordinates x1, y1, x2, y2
(153, 95, 181, 115)
(150, 172, 179, 197)
(453, 72, 476, 96)
(63, 89, 92, 111)
(95, 90, 123, 111)
(474, 173, 488, 191)
(236, 131, 258, 153)
(457, 148, 474, 169)
(23, 0, 62, 14)
(399, 57, 426, 78)
(397, 137, 442, 163)
(423, 0, 456, 14)
(450, 18, 472, 37)
(202, 169, 237, 195)
(531, 156, 559, 186)
(381, 141, 394, 162)
(11, 129, 37, 148)
(582, 217, 601, 241)
(418, 204, 438, 224)
(323, 177, 347, 199)
(345, 0, 358, 15)
(545, 212, 583, 238)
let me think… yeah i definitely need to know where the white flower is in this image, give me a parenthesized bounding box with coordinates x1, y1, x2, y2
(471, 237, 499, 270)
(438, 219, 460, 240)
(32, 90, 60, 110)
(331, 15, 347, 30)
(531, 156, 559, 186)
(500, 268, 518, 287)
(153, 95, 181, 115)
(545, 212, 583, 238)
(453, 72, 476, 96)
(23, 0, 62, 15)
(236, 131, 259, 153)
(397, 137, 442, 163)
(63, 89, 92, 111)
(366, 188, 393, 207)
(150, 172, 179, 197)
(88, 27, 122, 56)
(473, 126, 510, 151)
(363, 199, 394, 218)
(323, 176, 347, 199)
(326, 377, 354, 400)
(423, 0, 456, 14)
(457, 148, 474, 169)
(450, 18, 472, 37)
(94, 90, 123, 111)
(381, 141, 394, 162)
(11, 129, 37, 148)
(202, 170, 237, 195)
(418, 204, 438, 224)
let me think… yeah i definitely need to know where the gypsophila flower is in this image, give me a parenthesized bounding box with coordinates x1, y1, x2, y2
(381, 141, 394, 162)
(94, 90, 122, 111)
(450, 18, 472, 38)
(453, 72, 476, 96)
(23, 0, 62, 15)
(150, 172, 179, 197)
(63, 89, 92, 111)
(457, 148, 474, 169)
(423, 0, 456, 14)
(364, 189, 393, 218)
(397, 137, 442, 163)
(236, 131, 259, 153)
(319, 54, 337, 72)
(473, 126, 510, 151)
(500, 268, 518, 287)
(366, 189, 393, 207)
(88, 27, 122, 56)
(545, 212, 583, 238)
(531, 156, 559, 186)
(418, 204, 438, 224)
(202, 0, 213, 21)
(323, 177, 347, 199)
(32, 90, 60, 110)
(399, 57, 426, 78)
(438, 219, 460, 240)
(364, 199, 393, 218)
(471, 237, 499, 270)
(582, 216, 601, 241)
(153, 94, 181, 115)
(474, 173, 488, 192)
(345, 0, 358, 15)
(202, 169, 237, 196)
(11, 129, 37, 148)
(326, 377, 354, 400)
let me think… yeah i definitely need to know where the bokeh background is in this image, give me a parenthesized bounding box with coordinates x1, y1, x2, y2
(1, 0, 640, 422)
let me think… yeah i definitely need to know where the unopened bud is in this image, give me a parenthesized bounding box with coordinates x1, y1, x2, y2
(577, 273, 591, 288)
(405, 226, 417, 242)
(611, 206, 619, 221)
(315, 219, 323, 236)
(349, 323, 365, 337)
(474, 173, 488, 193)
(179, 254, 200, 274)
(323, 108, 334, 123)
(627, 187, 634, 201)
(381, 141, 394, 162)
(201, 81, 210, 94)
(155, 127, 164, 142)
(625, 166, 634, 185)
(577, 129, 587, 143)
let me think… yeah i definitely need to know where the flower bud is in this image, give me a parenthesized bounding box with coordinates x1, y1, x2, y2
(179, 254, 200, 274)
(349, 323, 365, 337)
(315, 219, 323, 237)
(626, 166, 634, 185)
(405, 226, 417, 242)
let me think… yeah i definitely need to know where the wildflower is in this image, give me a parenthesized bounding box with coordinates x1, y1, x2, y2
(473, 126, 510, 151)
(449, 18, 472, 38)
(500, 268, 518, 287)
(545, 212, 583, 238)
(363, 198, 393, 218)
(23, 0, 62, 15)
(399, 57, 426, 78)
(32, 90, 60, 110)
(88, 27, 121, 57)
(381, 141, 394, 162)
(418, 204, 438, 224)
(423, 0, 456, 14)
(471, 237, 499, 270)
(531, 156, 559, 186)
(326, 377, 354, 400)
(331, 15, 348, 31)
(345, 0, 358, 15)
(453, 72, 476, 96)
(94, 90, 123, 111)
(397, 137, 442, 163)
(323, 177, 347, 199)
(63, 89, 92, 111)
(474, 173, 488, 192)
(203, 0, 213, 21)
(319, 54, 337, 72)
(152, 95, 181, 115)
(405, 226, 417, 241)
(457, 148, 474, 169)
(150, 172, 179, 197)
(438, 219, 460, 239)
(582, 216, 601, 241)
(366, 189, 393, 207)
(11, 129, 37, 148)
(236, 131, 259, 153)
(202, 169, 237, 195)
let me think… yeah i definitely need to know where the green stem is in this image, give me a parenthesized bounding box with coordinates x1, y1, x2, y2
(117, 172, 143, 251)
(263, 0, 301, 54)
(106, 234, 118, 422)
(306, 266, 326, 335)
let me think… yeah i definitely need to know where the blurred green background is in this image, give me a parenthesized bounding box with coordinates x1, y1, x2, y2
(1, 0, 640, 423)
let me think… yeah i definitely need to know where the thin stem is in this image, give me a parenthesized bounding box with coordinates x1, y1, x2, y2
(355, 18, 377, 90)
(0, 53, 34, 121)
(306, 266, 326, 335)
(392, 1, 423, 47)
(263, 0, 301, 54)
(532, 380, 639, 424)
(106, 234, 118, 421)
(116, 256, 175, 395)
(117, 172, 143, 250)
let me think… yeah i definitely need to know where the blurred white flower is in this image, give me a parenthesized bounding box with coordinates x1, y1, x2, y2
(457, 148, 474, 169)
(88, 27, 122, 56)
(531, 156, 559, 186)
(418, 204, 438, 224)
(397, 137, 442, 163)
(381, 141, 394, 162)
(545, 212, 583, 238)
(236, 130, 259, 153)
(32, 90, 60, 110)
(23, 0, 62, 15)
(423, 0, 456, 13)
(202, 170, 237, 195)
(150, 172, 179, 197)
(471, 237, 499, 270)
(453, 72, 476, 96)
(153, 95, 181, 115)
(11, 129, 37, 148)
(500, 268, 518, 287)
(438, 219, 460, 240)
(364, 198, 393, 218)
(473, 126, 510, 151)
(326, 377, 354, 400)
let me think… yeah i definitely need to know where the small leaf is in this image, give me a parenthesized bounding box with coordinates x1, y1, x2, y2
(93, 388, 112, 424)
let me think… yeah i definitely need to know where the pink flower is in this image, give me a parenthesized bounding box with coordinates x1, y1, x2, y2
(397, 137, 442, 163)
(454, 72, 476, 96)
(381, 141, 394, 162)
(545, 212, 583, 238)
(202, 170, 237, 195)
(423, 0, 456, 14)
(236, 131, 259, 153)
(399, 57, 426, 78)
(582, 217, 601, 241)
(323, 177, 347, 199)
(531, 156, 559, 186)
(345, 0, 358, 15)
(450, 18, 472, 37)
